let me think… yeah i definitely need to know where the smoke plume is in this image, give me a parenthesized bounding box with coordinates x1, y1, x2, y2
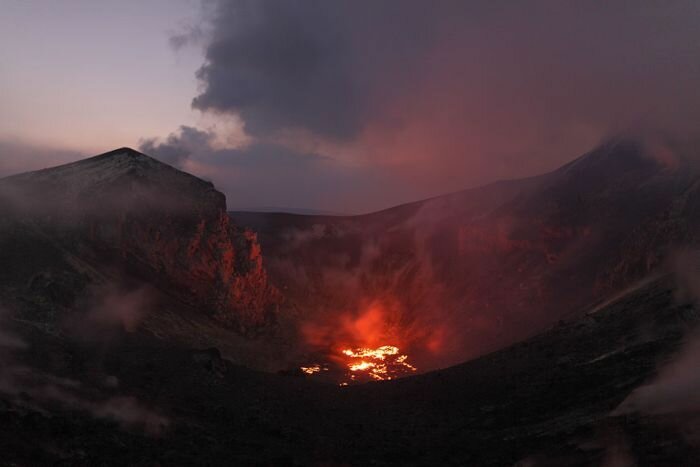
(614, 250, 700, 416)
(152, 0, 700, 212)
(0, 307, 168, 434)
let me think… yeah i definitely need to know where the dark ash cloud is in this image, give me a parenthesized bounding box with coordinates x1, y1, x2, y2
(191, 1, 366, 140)
(190, 0, 700, 185)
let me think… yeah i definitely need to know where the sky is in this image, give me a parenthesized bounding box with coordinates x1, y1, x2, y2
(2, 0, 700, 213)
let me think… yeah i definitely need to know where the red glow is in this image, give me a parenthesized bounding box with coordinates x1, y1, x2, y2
(300, 300, 439, 383)
(340, 345, 416, 382)
(301, 301, 403, 354)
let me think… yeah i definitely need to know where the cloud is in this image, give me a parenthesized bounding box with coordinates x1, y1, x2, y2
(139, 126, 414, 213)
(191, 0, 365, 140)
(140, 125, 213, 168)
(55, 283, 158, 349)
(82, 284, 155, 334)
(169, 24, 205, 51)
(184, 0, 700, 206)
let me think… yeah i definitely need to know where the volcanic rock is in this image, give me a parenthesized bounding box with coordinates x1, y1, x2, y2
(0, 147, 279, 332)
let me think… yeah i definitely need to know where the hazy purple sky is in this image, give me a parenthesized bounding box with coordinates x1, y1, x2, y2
(2, 1, 700, 213)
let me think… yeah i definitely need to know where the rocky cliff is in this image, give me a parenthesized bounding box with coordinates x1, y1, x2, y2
(0, 147, 278, 332)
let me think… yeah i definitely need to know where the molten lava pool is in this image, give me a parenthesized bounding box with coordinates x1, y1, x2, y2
(342, 345, 416, 381)
(301, 345, 417, 385)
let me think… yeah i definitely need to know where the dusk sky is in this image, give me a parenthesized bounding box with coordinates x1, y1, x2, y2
(2, 0, 700, 213)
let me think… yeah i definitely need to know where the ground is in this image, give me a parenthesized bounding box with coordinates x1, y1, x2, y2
(0, 275, 697, 466)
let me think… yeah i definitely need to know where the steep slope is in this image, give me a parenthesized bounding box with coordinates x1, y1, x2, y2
(231, 136, 700, 371)
(0, 147, 278, 333)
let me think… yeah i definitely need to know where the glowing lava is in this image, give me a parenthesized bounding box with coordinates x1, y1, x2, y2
(299, 302, 420, 384)
(300, 364, 322, 375)
(341, 345, 416, 382)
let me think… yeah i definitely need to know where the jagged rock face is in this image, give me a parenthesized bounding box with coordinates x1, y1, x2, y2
(0, 148, 278, 332)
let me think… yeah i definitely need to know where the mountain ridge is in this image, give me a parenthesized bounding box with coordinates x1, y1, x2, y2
(0, 146, 280, 336)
